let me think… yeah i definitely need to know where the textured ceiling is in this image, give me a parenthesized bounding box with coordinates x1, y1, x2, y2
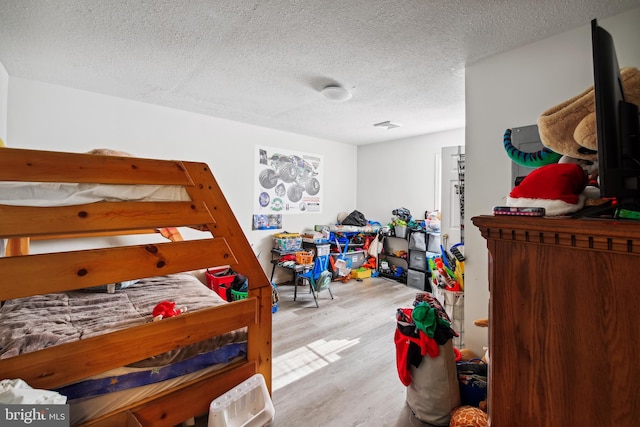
(1, 1, 639, 145)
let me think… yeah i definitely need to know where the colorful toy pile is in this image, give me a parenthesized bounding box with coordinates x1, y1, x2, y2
(429, 243, 464, 292)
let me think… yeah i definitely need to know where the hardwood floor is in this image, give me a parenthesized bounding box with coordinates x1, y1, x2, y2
(269, 276, 436, 427)
(191, 276, 439, 427)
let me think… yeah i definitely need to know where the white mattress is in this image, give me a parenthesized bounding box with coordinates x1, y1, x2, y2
(0, 182, 190, 206)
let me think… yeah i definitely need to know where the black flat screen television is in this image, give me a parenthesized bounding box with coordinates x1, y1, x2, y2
(588, 18, 640, 216)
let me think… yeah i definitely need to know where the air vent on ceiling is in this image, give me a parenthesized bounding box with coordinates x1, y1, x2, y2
(373, 121, 401, 129)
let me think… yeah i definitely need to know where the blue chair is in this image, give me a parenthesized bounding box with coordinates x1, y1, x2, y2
(295, 254, 333, 307)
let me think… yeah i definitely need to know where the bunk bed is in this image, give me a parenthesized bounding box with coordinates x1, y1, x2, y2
(0, 148, 273, 426)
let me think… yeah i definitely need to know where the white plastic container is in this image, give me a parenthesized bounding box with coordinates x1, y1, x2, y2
(208, 374, 275, 427)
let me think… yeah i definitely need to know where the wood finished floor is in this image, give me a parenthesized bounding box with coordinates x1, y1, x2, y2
(193, 276, 437, 427)
(269, 276, 435, 427)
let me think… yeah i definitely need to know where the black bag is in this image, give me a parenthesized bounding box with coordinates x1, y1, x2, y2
(341, 210, 367, 226)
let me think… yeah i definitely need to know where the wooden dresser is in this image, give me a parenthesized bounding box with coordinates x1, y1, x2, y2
(472, 215, 640, 427)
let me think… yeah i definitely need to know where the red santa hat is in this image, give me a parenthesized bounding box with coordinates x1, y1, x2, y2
(507, 163, 588, 216)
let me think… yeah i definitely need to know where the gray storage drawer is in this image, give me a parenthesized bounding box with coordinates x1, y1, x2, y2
(408, 250, 427, 271)
(407, 269, 427, 291)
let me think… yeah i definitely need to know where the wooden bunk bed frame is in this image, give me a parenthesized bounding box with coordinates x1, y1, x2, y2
(0, 148, 272, 426)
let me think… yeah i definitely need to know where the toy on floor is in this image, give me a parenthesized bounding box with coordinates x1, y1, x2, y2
(458, 348, 479, 361)
(449, 405, 488, 427)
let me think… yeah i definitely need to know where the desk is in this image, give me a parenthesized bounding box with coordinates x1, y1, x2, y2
(270, 248, 312, 280)
(270, 248, 297, 282)
(270, 248, 315, 300)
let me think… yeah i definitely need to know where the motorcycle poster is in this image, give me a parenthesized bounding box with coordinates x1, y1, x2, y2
(254, 145, 323, 214)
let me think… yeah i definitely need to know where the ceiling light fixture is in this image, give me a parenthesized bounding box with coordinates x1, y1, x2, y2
(374, 120, 401, 129)
(321, 85, 352, 102)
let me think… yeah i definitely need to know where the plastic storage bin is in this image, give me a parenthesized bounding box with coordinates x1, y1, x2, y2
(303, 241, 332, 257)
(295, 251, 313, 265)
(274, 237, 302, 251)
(206, 267, 237, 301)
(344, 251, 366, 269)
(231, 289, 248, 301)
(208, 373, 275, 427)
(315, 244, 331, 257)
(394, 225, 408, 238)
(407, 269, 427, 291)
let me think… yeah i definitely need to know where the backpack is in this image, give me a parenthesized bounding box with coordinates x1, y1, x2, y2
(314, 270, 332, 292)
(341, 210, 367, 226)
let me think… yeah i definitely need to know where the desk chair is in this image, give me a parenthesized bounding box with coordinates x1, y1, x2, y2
(295, 254, 333, 307)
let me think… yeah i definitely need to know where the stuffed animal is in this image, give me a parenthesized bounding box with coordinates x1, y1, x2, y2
(472, 318, 490, 365)
(538, 67, 640, 162)
(152, 300, 187, 321)
(473, 318, 489, 328)
(502, 67, 640, 215)
(458, 348, 479, 361)
(502, 129, 601, 215)
(449, 406, 488, 427)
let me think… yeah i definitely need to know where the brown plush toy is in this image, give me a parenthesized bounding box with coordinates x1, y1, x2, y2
(449, 406, 488, 427)
(537, 67, 640, 161)
(458, 348, 479, 361)
(575, 67, 640, 152)
(473, 318, 489, 328)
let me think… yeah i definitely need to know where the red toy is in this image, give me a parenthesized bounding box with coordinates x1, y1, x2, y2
(152, 300, 187, 321)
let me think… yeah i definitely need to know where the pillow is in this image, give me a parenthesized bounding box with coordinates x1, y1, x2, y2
(79, 280, 137, 293)
(85, 148, 134, 157)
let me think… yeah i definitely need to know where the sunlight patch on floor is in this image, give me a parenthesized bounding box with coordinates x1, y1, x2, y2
(272, 337, 360, 391)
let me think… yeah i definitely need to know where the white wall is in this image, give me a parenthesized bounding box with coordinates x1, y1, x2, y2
(464, 8, 640, 354)
(6, 78, 358, 280)
(0, 61, 7, 144)
(357, 128, 464, 225)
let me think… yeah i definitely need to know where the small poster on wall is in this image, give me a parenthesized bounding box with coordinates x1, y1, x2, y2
(252, 214, 283, 230)
(254, 145, 323, 214)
